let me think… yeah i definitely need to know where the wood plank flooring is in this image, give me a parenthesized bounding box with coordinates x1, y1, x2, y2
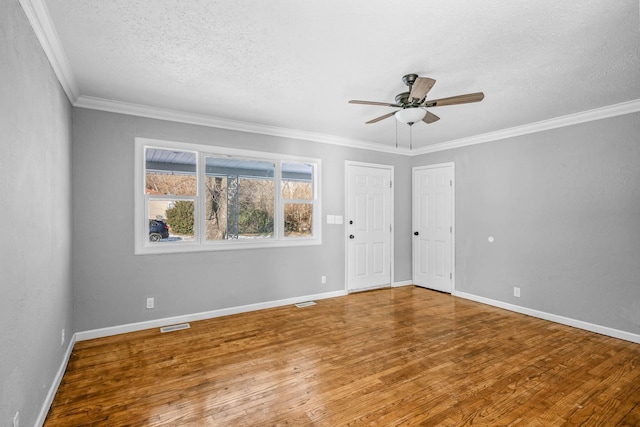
(45, 286, 640, 426)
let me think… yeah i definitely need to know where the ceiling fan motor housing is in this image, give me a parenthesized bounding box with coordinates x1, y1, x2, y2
(395, 92, 411, 107)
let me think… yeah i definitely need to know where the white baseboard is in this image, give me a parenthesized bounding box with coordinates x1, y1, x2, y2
(42, 287, 639, 425)
(76, 289, 348, 341)
(453, 291, 640, 344)
(37, 287, 640, 425)
(35, 333, 77, 427)
(392, 280, 413, 288)
(38, 290, 347, 425)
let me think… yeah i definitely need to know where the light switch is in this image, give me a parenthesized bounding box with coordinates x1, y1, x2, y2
(327, 215, 335, 224)
(335, 215, 343, 224)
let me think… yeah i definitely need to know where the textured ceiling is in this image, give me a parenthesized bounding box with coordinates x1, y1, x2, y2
(43, 0, 640, 150)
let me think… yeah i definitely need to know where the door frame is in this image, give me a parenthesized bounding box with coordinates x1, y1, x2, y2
(344, 161, 395, 292)
(412, 162, 456, 292)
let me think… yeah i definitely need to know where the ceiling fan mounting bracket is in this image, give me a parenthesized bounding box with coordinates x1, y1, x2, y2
(402, 74, 419, 87)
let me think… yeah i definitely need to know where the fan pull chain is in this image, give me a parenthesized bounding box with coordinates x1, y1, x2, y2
(395, 119, 398, 149)
(410, 124, 413, 151)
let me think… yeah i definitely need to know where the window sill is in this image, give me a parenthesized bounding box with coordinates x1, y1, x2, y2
(134, 237, 322, 255)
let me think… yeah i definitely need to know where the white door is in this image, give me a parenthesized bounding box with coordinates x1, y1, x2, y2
(412, 164, 454, 293)
(346, 163, 392, 292)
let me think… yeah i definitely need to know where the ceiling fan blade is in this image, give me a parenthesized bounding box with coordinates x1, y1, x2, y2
(427, 92, 485, 107)
(422, 111, 440, 124)
(366, 111, 396, 124)
(349, 100, 401, 107)
(409, 77, 436, 101)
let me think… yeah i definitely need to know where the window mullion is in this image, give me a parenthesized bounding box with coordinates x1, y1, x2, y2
(275, 161, 283, 240)
(196, 151, 204, 244)
(282, 198, 313, 204)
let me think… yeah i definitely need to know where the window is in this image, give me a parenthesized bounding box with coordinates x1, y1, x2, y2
(135, 138, 320, 254)
(282, 162, 314, 237)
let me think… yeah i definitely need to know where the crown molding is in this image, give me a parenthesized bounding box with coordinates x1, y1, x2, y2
(74, 95, 407, 155)
(22, 0, 639, 156)
(76, 95, 640, 157)
(19, 0, 79, 103)
(412, 99, 640, 155)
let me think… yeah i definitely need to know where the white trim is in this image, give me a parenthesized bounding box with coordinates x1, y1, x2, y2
(348, 285, 392, 293)
(344, 161, 395, 293)
(20, 1, 640, 155)
(411, 162, 456, 293)
(77, 95, 402, 155)
(37, 287, 639, 423)
(412, 99, 640, 155)
(454, 291, 640, 345)
(392, 280, 413, 288)
(76, 290, 348, 341)
(76, 96, 640, 156)
(37, 289, 347, 423)
(36, 333, 77, 427)
(18, 0, 79, 103)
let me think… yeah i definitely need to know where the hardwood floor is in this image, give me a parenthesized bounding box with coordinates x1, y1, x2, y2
(45, 286, 640, 426)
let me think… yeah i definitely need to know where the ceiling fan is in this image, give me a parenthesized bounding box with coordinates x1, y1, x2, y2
(349, 74, 484, 126)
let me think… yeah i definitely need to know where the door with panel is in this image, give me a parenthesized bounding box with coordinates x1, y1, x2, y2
(412, 164, 454, 293)
(346, 164, 392, 292)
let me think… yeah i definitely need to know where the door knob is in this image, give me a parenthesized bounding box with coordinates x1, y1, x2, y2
(349, 220, 353, 225)
(349, 234, 355, 239)
(414, 231, 419, 236)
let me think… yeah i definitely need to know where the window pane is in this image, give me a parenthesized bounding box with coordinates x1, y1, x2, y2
(238, 178, 274, 238)
(284, 203, 312, 237)
(148, 199, 195, 242)
(205, 157, 275, 240)
(282, 162, 313, 200)
(145, 148, 196, 196)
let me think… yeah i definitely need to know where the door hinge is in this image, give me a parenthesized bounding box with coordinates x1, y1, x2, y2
(450, 180, 452, 187)
(450, 273, 453, 280)
(450, 226, 452, 233)
(390, 181, 393, 188)
(390, 224, 392, 232)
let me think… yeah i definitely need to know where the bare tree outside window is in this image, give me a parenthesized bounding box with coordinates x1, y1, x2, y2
(145, 173, 196, 196)
(140, 144, 318, 252)
(282, 162, 314, 237)
(205, 176, 275, 240)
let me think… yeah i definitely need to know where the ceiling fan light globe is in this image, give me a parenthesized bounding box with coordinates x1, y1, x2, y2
(395, 108, 426, 125)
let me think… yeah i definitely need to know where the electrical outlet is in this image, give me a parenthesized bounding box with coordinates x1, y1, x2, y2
(321, 275, 326, 284)
(514, 287, 521, 298)
(61, 329, 65, 346)
(146, 297, 155, 309)
(13, 411, 19, 427)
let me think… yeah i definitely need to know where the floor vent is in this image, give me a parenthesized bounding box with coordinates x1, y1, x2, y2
(295, 301, 316, 308)
(160, 323, 191, 333)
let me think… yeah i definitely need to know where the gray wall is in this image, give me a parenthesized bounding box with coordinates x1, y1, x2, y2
(72, 108, 412, 332)
(4, 0, 637, 422)
(0, 0, 74, 425)
(413, 112, 640, 335)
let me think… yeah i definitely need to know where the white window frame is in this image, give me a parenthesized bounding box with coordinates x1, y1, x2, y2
(135, 138, 321, 255)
